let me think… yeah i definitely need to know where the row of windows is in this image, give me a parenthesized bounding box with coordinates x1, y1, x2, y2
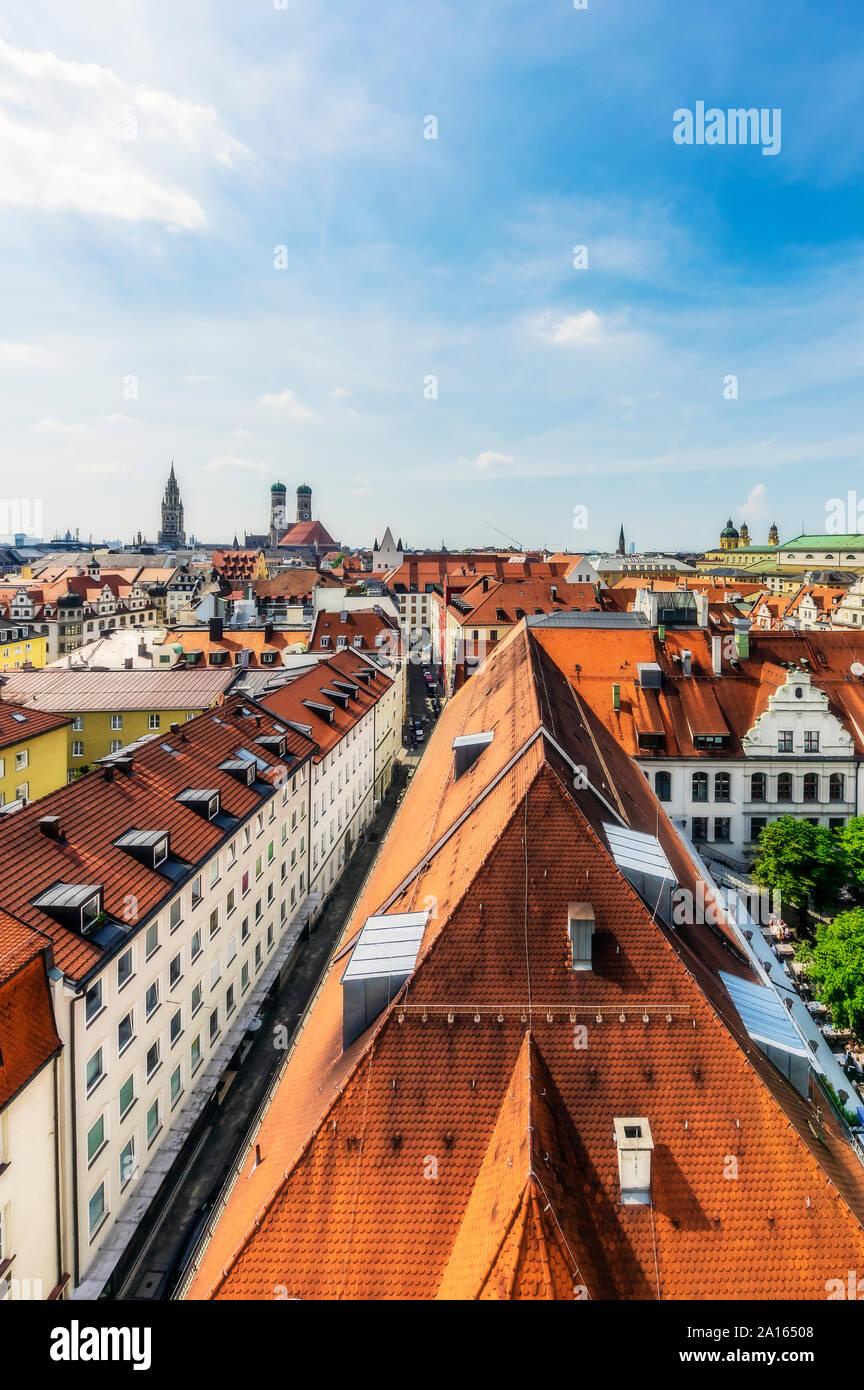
(86, 919, 285, 1241)
(690, 815, 847, 843)
(652, 769, 847, 804)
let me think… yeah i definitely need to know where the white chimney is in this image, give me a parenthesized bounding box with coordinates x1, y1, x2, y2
(567, 901, 595, 971)
(711, 634, 722, 678)
(614, 1117, 655, 1205)
(681, 649, 692, 677)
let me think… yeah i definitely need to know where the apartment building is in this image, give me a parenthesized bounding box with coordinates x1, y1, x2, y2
(0, 699, 70, 806)
(260, 648, 400, 896)
(0, 914, 63, 1301)
(0, 621, 48, 671)
(528, 616, 864, 865)
(0, 694, 318, 1298)
(1, 668, 235, 776)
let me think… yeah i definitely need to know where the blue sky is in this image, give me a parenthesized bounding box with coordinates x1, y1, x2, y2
(1, 0, 862, 552)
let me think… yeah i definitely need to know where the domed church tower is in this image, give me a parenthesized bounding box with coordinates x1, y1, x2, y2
(768, 522, 779, 546)
(270, 481, 287, 546)
(738, 521, 751, 547)
(296, 484, 312, 523)
(719, 518, 740, 552)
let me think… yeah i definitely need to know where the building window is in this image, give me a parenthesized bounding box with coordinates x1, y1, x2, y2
(170, 1065, 182, 1107)
(209, 1009, 219, 1043)
(117, 948, 133, 990)
(120, 1136, 136, 1188)
(111, 715, 123, 730)
(692, 772, 708, 802)
(88, 1182, 107, 1238)
(72, 740, 84, 758)
(85, 979, 103, 1024)
(169, 899, 182, 933)
(750, 772, 766, 801)
(15, 749, 28, 771)
(145, 923, 159, 959)
(191, 981, 203, 1015)
(190, 1035, 201, 1074)
(654, 770, 671, 801)
(118, 1011, 135, 1054)
(169, 953, 182, 989)
(829, 817, 846, 831)
(226, 983, 236, 1017)
(148, 714, 160, 730)
(145, 981, 160, 1019)
(145, 1040, 161, 1079)
(119, 1074, 135, 1120)
(72, 716, 84, 732)
(87, 1115, 106, 1165)
(830, 773, 844, 802)
(170, 1009, 182, 1046)
(714, 772, 730, 802)
(804, 731, 820, 754)
(803, 772, 819, 803)
(146, 1099, 160, 1146)
(692, 817, 708, 841)
(191, 876, 203, 908)
(241, 961, 250, 993)
(777, 730, 793, 753)
(714, 818, 731, 842)
(86, 1047, 104, 1094)
(777, 772, 793, 802)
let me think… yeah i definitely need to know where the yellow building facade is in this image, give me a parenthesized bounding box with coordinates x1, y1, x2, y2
(0, 717, 70, 805)
(0, 628, 48, 670)
(65, 706, 208, 777)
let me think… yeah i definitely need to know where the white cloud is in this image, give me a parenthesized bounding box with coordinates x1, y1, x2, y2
(206, 455, 268, 474)
(329, 386, 350, 398)
(0, 341, 49, 366)
(533, 309, 604, 346)
(256, 388, 317, 419)
(0, 37, 246, 228)
(738, 483, 769, 520)
(471, 450, 516, 471)
(185, 374, 215, 383)
(96, 412, 137, 424)
(233, 428, 252, 438)
(33, 417, 92, 438)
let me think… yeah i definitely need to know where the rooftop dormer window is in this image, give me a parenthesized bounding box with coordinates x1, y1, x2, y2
(177, 788, 221, 820)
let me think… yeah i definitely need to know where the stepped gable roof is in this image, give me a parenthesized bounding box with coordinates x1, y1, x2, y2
(185, 625, 864, 1301)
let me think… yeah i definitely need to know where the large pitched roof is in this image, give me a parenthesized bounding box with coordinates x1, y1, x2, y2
(258, 651, 395, 760)
(184, 624, 864, 1301)
(277, 521, 338, 550)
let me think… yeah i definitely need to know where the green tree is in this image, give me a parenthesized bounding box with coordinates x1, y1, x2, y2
(806, 908, 864, 1037)
(839, 817, 864, 898)
(751, 815, 846, 914)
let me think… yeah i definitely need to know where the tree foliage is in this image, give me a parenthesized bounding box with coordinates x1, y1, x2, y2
(751, 815, 847, 911)
(807, 908, 864, 1037)
(839, 817, 864, 897)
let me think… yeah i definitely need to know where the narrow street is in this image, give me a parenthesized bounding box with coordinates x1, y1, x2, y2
(114, 764, 409, 1300)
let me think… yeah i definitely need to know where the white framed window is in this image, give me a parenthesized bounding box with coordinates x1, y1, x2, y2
(15, 749, 28, 771)
(86, 1046, 105, 1094)
(88, 1181, 107, 1238)
(111, 714, 123, 730)
(72, 741, 84, 758)
(148, 714, 160, 730)
(72, 716, 84, 732)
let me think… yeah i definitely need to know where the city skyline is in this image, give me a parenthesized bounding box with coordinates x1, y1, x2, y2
(0, 2, 862, 549)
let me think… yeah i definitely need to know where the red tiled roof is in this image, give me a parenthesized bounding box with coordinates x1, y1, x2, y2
(0, 696, 70, 750)
(0, 697, 316, 979)
(0, 911, 61, 1110)
(162, 630, 306, 668)
(277, 521, 338, 550)
(259, 651, 394, 760)
(446, 577, 598, 627)
(307, 608, 400, 654)
(185, 625, 864, 1301)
